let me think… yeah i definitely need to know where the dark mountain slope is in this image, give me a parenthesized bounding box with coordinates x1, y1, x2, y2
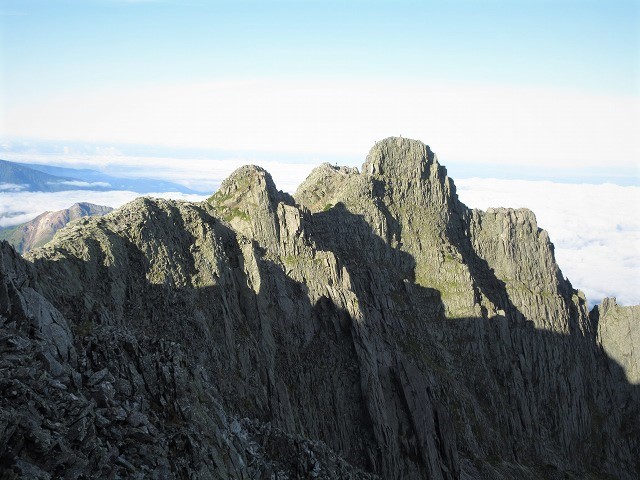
(0, 138, 637, 479)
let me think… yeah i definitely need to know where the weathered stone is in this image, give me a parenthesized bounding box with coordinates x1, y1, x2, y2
(0, 138, 637, 479)
(593, 298, 640, 384)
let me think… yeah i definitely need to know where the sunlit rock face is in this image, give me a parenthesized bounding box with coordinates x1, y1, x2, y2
(593, 298, 640, 384)
(1, 138, 637, 479)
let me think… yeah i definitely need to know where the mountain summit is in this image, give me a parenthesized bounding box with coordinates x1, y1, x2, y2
(1, 138, 638, 479)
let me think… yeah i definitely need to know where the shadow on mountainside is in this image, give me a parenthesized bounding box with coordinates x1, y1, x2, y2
(308, 202, 639, 479)
(13, 204, 382, 477)
(4, 198, 638, 479)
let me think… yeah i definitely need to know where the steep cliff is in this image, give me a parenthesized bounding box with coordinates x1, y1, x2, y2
(1, 138, 637, 479)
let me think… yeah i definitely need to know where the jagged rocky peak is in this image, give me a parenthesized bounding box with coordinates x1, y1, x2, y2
(295, 137, 458, 220)
(208, 165, 276, 226)
(362, 137, 456, 202)
(208, 164, 297, 248)
(209, 164, 282, 206)
(294, 162, 360, 212)
(363, 136, 436, 177)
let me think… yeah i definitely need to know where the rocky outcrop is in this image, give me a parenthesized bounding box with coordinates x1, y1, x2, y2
(593, 298, 640, 384)
(1, 202, 113, 254)
(0, 137, 638, 479)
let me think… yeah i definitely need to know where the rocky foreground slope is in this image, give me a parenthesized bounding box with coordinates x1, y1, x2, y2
(0, 138, 638, 479)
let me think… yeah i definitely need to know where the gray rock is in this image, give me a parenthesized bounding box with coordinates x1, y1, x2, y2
(593, 298, 640, 384)
(0, 137, 637, 479)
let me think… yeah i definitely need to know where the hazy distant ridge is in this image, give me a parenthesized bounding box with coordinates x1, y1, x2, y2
(21, 162, 198, 194)
(0, 159, 87, 192)
(0, 159, 196, 194)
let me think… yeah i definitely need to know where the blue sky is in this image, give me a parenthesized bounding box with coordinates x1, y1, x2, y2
(1, 0, 638, 182)
(2, 0, 638, 101)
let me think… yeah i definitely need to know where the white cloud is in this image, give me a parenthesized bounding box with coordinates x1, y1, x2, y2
(5, 79, 638, 170)
(0, 182, 27, 192)
(456, 178, 640, 307)
(49, 180, 112, 188)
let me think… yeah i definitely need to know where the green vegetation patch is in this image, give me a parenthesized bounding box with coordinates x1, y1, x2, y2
(222, 208, 250, 223)
(208, 190, 233, 205)
(0, 225, 19, 242)
(0, 227, 13, 240)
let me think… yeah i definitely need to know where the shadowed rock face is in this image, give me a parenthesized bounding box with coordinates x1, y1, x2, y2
(1, 202, 113, 253)
(0, 137, 638, 479)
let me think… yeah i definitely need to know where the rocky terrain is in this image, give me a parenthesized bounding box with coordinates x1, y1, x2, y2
(0, 202, 113, 254)
(593, 298, 640, 385)
(0, 137, 638, 479)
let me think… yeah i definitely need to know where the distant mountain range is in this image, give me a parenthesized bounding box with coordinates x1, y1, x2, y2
(0, 159, 196, 193)
(0, 202, 113, 253)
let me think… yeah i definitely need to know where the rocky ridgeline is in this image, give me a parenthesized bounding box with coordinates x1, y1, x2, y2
(1, 137, 638, 479)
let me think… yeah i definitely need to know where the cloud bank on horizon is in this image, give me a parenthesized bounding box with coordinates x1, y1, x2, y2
(5, 80, 638, 180)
